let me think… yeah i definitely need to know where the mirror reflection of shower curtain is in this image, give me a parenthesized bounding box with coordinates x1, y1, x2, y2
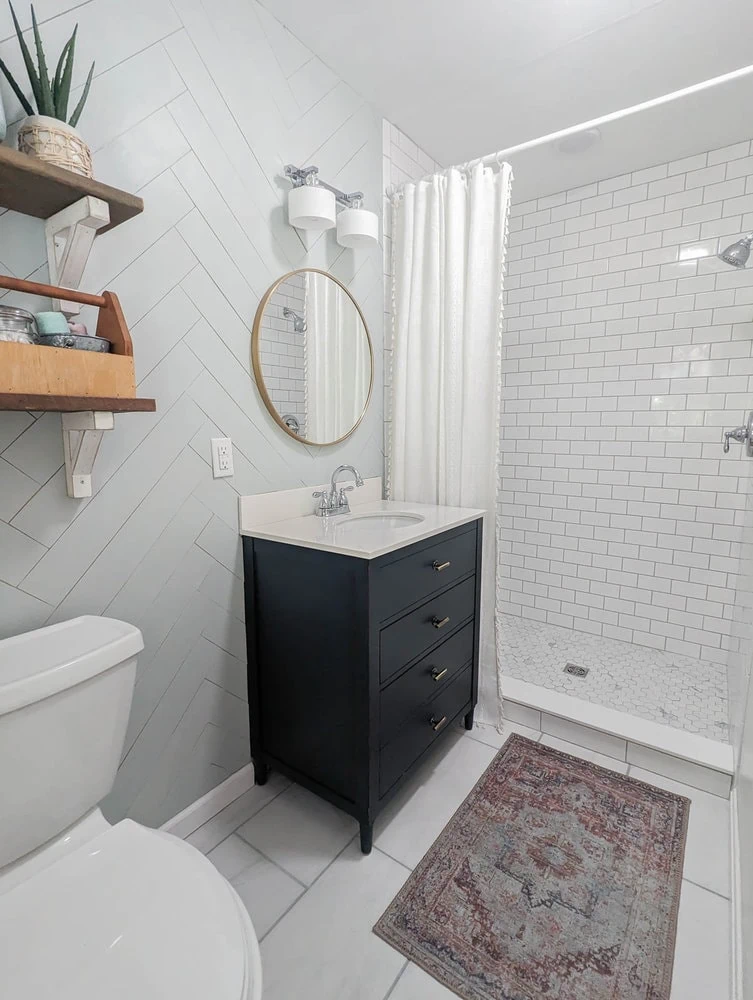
(305, 272, 368, 442)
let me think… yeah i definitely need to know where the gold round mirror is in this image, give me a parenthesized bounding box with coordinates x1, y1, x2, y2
(252, 268, 374, 446)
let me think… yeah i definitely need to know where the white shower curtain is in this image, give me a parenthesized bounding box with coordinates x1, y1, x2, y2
(305, 271, 368, 442)
(389, 161, 512, 727)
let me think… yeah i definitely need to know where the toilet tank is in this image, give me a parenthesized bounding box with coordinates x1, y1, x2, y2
(0, 616, 143, 869)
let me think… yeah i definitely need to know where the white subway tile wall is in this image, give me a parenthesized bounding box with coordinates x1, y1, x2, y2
(258, 272, 307, 433)
(381, 120, 441, 474)
(500, 140, 753, 669)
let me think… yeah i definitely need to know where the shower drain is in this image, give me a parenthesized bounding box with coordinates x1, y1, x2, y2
(564, 662, 589, 678)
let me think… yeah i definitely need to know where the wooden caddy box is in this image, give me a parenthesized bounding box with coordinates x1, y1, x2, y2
(0, 276, 137, 400)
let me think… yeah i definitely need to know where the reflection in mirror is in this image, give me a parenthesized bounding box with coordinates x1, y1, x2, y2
(252, 269, 373, 445)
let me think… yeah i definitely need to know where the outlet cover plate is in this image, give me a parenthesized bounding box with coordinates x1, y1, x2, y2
(211, 437, 234, 478)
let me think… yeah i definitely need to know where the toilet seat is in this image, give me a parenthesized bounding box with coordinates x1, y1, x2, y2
(0, 819, 261, 1000)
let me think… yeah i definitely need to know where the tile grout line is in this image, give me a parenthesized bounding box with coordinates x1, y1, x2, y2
(373, 845, 414, 874)
(196, 780, 291, 853)
(381, 960, 410, 1000)
(682, 876, 731, 902)
(255, 834, 359, 943)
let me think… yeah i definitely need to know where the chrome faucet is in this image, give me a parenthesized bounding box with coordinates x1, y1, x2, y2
(312, 465, 364, 517)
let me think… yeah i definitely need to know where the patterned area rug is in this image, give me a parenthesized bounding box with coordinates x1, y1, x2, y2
(374, 735, 689, 1000)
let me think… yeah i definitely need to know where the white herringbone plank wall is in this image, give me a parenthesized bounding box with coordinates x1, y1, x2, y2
(0, 0, 384, 827)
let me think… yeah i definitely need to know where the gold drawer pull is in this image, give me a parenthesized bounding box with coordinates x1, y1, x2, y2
(432, 615, 450, 629)
(431, 715, 448, 732)
(433, 560, 451, 572)
(431, 667, 448, 682)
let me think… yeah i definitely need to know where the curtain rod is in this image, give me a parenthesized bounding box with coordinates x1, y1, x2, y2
(387, 155, 511, 198)
(388, 62, 753, 196)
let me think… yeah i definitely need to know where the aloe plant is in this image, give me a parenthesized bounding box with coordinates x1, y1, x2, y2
(0, 2, 94, 128)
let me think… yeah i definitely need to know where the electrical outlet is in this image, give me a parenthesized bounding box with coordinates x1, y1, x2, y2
(211, 437, 234, 478)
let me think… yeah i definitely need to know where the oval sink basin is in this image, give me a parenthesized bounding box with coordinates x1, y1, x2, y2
(337, 512, 425, 532)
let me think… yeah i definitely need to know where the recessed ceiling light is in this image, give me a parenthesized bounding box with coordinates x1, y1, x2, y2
(556, 128, 602, 155)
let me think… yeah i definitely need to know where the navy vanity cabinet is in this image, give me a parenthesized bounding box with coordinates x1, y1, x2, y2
(242, 517, 482, 854)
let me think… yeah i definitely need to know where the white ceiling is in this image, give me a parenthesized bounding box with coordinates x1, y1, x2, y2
(260, 0, 753, 167)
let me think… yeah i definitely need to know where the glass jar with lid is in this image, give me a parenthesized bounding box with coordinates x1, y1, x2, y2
(0, 306, 38, 345)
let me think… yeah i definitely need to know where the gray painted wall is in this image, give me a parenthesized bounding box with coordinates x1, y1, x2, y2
(0, 0, 383, 827)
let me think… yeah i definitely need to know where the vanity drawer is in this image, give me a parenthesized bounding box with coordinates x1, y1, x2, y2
(372, 524, 478, 623)
(380, 623, 474, 744)
(379, 665, 472, 795)
(379, 577, 476, 684)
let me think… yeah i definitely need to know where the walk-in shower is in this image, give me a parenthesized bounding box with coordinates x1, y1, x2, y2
(494, 66, 753, 783)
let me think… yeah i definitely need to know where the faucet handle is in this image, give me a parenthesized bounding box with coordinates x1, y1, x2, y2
(312, 490, 331, 510)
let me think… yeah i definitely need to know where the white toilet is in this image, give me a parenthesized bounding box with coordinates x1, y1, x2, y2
(0, 616, 262, 1000)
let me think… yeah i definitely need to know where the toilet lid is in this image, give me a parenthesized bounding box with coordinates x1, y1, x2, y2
(0, 820, 256, 1000)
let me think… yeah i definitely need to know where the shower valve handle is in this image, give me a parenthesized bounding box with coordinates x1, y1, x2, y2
(723, 412, 753, 455)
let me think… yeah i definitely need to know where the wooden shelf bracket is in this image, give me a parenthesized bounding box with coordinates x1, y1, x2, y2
(45, 195, 110, 316)
(61, 410, 115, 498)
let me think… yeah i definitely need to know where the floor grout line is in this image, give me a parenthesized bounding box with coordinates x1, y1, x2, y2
(382, 959, 410, 1000)
(682, 876, 731, 902)
(373, 845, 414, 873)
(256, 834, 359, 943)
(230, 835, 311, 891)
(191, 779, 291, 854)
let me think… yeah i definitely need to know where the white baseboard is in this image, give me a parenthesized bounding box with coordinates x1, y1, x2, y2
(730, 787, 743, 1000)
(160, 763, 256, 840)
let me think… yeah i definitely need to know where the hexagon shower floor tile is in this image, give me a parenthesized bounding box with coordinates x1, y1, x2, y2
(497, 614, 729, 742)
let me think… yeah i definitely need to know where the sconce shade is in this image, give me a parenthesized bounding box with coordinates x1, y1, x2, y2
(337, 207, 379, 247)
(288, 185, 336, 231)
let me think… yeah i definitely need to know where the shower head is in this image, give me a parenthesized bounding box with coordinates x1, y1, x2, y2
(283, 306, 307, 333)
(718, 233, 753, 268)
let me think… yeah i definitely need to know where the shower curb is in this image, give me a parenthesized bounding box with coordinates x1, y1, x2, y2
(502, 676, 733, 797)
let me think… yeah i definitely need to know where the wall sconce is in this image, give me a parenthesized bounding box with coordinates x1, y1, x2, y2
(284, 164, 379, 247)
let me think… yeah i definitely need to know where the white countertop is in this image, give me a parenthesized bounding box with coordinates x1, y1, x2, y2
(239, 499, 485, 559)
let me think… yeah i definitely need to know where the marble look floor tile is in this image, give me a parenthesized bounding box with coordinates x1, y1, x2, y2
(236, 783, 358, 886)
(629, 766, 731, 898)
(230, 855, 305, 939)
(670, 880, 730, 999)
(539, 733, 630, 774)
(374, 732, 496, 870)
(259, 840, 408, 1000)
(185, 773, 290, 854)
(465, 718, 540, 750)
(388, 961, 457, 999)
(207, 833, 264, 880)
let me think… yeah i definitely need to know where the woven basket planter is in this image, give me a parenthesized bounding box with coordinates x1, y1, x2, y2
(17, 115, 93, 178)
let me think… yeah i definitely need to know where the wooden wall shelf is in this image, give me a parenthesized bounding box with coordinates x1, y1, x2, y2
(0, 274, 156, 496)
(0, 393, 156, 412)
(0, 146, 143, 233)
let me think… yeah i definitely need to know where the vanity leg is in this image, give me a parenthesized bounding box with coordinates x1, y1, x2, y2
(464, 709, 475, 731)
(253, 758, 268, 786)
(359, 822, 373, 855)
